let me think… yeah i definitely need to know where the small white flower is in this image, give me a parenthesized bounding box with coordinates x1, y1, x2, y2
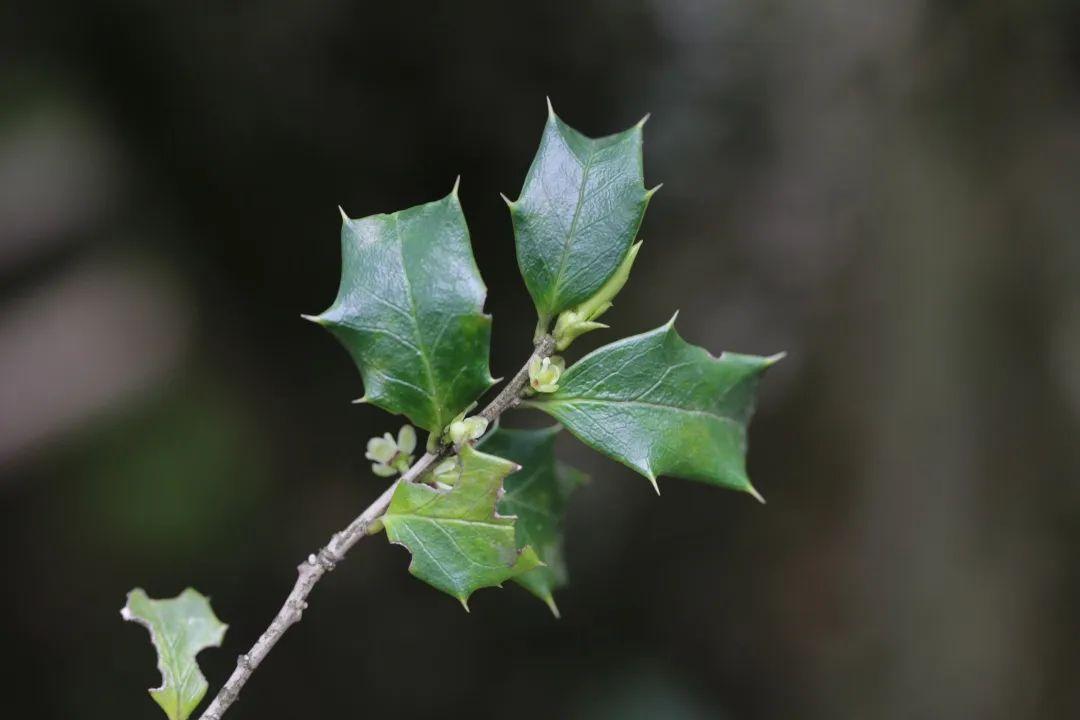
(397, 424, 417, 455)
(365, 425, 417, 477)
(365, 433, 397, 464)
(528, 355, 565, 393)
(371, 462, 399, 478)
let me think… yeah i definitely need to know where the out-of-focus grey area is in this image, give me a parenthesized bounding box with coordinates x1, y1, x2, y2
(2, 2, 1077, 718)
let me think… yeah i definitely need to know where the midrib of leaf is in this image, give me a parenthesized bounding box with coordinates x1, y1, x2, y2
(429, 522, 513, 571)
(549, 134, 598, 311)
(397, 519, 513, 577)
(542, 397, 741, 428)
(148, 602, 186, 718)
(390, 514, 512, 532)
(398, 522, 458, 590)
(392, 214, 442, 428)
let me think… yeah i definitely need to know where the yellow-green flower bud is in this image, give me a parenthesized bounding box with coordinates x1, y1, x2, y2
(448, 420, 467, 445)
(553, 240, 641, 350)
(528, 355, 565, 393)
(432, 458, 458, 484)
(552, 312, 608, 352)
(448, 415, 489, 446)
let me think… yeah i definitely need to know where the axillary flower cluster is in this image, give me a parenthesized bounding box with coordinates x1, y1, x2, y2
(365, 425, 417, 477)
(364, 353, 565, 482)
(528, 355, 564, 393)
(361, 239, 632, 472)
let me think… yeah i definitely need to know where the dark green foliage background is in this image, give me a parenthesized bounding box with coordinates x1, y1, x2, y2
(2, 2, 1078, 719)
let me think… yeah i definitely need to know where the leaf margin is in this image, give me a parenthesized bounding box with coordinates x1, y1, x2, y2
(381, 443, 542, 609)
(121, 587, 228, 720)
(507, 99, 656, 329)
(480, 423, 586, 617)
(526, 313, 783, 499)
(306, 183, 497, 436)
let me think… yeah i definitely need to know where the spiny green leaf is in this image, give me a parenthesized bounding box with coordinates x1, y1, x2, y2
(480, 425, 586, 617)
(382, 444, 540, 608)
(527, 316, 782, 498)
(508, 101, 653, 328)
(121, 588, 227, 720)
(308, 188, 496, 436)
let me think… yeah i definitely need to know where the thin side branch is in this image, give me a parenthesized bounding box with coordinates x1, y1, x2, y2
(199, 334, 556, 720)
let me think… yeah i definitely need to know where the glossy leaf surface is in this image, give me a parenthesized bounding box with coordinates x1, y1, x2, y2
(310, 190, 495, 435)
(509, 103, 650, 326)
(382, 444, 540, 607)
(528, 318, 780, 497)
(480, 425, 585, 615)
(121, 588, 227, 720)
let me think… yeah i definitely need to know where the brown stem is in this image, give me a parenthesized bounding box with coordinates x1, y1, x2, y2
(198, 335, 556, 720)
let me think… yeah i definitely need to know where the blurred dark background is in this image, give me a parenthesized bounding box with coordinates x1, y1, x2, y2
(2, 1, 1078, 718)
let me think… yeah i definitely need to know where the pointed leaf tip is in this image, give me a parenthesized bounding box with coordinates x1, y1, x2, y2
(746, 484, 767, 504)
(451, 175, 461, 198)
(545, 95, 555, 119)
(338, 205, 349, 223)
(544, 594, 562, 619)
(301, 313, 326, 326)
(637, 112, 651, 128)
(765, 351, 787, 367)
